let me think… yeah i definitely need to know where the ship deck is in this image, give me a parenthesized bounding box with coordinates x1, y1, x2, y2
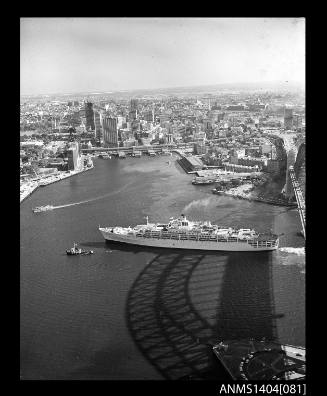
(110, 228, 278, 248)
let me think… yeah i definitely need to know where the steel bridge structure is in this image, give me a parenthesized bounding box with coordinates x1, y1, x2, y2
(288, 142, 306, 239)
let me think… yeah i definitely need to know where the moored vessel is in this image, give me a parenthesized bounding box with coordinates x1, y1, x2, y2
(192, 177, 216, 185)
(99, 214, 279, 252)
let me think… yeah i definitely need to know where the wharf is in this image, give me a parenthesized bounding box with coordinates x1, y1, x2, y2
(177, 156, 204, 174)
(39, 164, 94, 187)
(20, 161, 94, 203)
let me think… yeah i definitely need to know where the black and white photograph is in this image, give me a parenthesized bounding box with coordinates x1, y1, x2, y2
(20, 17, 305, 382)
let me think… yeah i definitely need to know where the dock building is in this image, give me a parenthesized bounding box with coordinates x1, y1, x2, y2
(178, 155, 204, 173)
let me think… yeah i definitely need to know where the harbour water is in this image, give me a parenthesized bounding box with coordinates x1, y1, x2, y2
(20, 156, 305, 380)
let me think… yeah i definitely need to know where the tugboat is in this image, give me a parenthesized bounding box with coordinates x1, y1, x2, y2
(66, 243, 94, 256)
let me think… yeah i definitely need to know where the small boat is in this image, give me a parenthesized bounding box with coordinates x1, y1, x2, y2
(33, 205, 54, 212)
(212, 189, 225, 195)
(66, 243, 94, 256)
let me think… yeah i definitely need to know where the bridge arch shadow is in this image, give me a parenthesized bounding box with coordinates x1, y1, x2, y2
(126, 246, 277, 380)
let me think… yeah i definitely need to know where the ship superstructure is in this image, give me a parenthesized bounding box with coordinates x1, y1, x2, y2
(99, 214, 279, 252)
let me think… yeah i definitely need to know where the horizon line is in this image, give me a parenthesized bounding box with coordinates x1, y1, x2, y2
(20, 79, 305, 97)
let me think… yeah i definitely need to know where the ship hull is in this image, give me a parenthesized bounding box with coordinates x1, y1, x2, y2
(99, 229, 278, 252)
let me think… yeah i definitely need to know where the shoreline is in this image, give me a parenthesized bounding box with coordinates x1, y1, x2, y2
(213, 183, 297, 207)
(20, 160, 94, 203)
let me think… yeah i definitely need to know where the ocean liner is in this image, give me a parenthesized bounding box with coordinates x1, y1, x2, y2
(99, 214, 279, 252)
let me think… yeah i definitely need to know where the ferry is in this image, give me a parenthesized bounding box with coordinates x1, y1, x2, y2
(33, 205, 54, 213)
(192, 177, 216, 185)
(99, 214, 279, 252)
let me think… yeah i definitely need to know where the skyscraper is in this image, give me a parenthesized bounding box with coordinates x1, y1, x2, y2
(102, 116, 118, 147)
(130, 99, 138, 112)
(66, 142, 80, 170)
(284, 108, 293, 130)
(85, 101, 95, 131)
(144, 110, 154, 123)
(93, 110, 102, 142)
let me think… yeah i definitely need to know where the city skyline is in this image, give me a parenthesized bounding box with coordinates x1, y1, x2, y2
(20, 17, 305, 96)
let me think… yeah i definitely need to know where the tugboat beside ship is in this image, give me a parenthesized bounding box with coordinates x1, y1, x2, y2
(66, 243, 93, 256)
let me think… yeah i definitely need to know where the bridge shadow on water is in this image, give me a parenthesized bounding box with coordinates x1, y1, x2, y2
(121, 243, 277, 380)
(64, 241, 277, 380)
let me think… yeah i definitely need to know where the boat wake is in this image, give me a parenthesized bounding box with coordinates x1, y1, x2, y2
(50, 182, 134, 210)
(183, 197, 214, 212)
(278, 247, 305, 274)
(279, 247, 305, 255)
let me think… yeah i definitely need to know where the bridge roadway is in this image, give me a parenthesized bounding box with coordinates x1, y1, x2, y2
(289, 166, 306, 239)
(271, 133, 305, 238)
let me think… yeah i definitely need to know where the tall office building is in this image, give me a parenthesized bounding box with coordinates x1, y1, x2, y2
(102, 116, 118, 146)
(93, 110, 102, 142)
(85, 101, 95, 131)
(128, 108, 138, 138)
(130, 99, 138, 111)
(66, 142, 80, 170)
(144, 110, 154, 123)
(284, 108, 293, 130)
(129, 99, 138, 124)
(117, 116, 126, 129)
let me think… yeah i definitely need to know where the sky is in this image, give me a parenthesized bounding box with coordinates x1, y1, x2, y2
(20, 17, 305, 95)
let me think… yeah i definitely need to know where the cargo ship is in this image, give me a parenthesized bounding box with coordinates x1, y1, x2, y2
(99, 214, 279, 251)
(212, 339, 305, 380)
